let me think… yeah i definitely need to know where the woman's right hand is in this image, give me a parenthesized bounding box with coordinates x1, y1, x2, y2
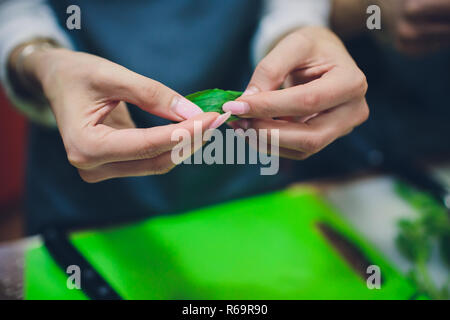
(16, 48, 228, 182)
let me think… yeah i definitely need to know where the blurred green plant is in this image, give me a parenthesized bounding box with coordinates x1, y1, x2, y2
(186, 89, 243, 122)
(395, 181, 450, 300)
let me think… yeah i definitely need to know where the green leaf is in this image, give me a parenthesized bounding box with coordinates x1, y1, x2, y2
(396, 218, 431, 262)
(394, 181, 450, 299)
(186, 89, 243, 122)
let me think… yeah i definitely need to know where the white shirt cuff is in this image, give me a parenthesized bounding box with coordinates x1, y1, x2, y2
(0, 0, 74, 126)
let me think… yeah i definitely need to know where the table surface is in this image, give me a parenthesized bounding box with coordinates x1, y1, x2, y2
(1, 163, 449, 300)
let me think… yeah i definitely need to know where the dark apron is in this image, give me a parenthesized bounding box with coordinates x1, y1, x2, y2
(26, 0, 295, 234)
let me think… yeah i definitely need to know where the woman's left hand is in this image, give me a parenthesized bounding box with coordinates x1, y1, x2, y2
(224, 27, 369, 160)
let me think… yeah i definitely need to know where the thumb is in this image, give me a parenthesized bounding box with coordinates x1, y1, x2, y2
(222, 32, 313, 117)
(243, 31, 313, 94)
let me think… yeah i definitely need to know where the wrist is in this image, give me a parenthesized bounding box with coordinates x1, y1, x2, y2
(28, 47, 71, 87)
(7, 39, 63, 101)
(294, 26, 344, 48)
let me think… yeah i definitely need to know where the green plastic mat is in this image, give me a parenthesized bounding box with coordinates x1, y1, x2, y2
(25, 187, 418, 299)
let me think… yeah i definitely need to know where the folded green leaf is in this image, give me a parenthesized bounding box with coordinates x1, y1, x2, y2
(186, 89, 243, 122)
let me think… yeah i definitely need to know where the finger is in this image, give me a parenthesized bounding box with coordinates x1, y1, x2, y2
(271, 147, 310, 160)
(102, 64, 203, 121)
(246, 99, 369, 153)
(240, 133, 310, 160)
(230, 121, 311, 160)
(77, 115, 227, 183)
(67, 112, 221, 169)
(245, 31, 315, 93)
(226, 67, 367, 119)
(78, 151, 176, 183)
(97, 112, 222, 162)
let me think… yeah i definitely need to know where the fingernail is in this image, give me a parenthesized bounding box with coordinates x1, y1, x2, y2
(171, 96, 203, 120)
(242, 86, 259, 97)
(209, 112, 231, 129)
(222, 101, 250, 115)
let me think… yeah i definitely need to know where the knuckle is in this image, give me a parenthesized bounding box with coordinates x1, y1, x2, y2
(246, 93, 272, 117)
(342, 128, 354, 138)
(67, 149, 90, 168)
(291, 153, 311, 161)
(287, 31, 314, 52)
(301, 135, 324, 154)
(303, 91, 321, 112)
(143, 80, 162, 103)
(358, 101, 370, 124)
(135, 137, 160, 160)
(355, 71, 368, 96)
(135, 147, 159, 160)
(90, 64, 115, 88)
(158, 166, 174, 175)
(345, 125, 355, 135)
(66, 140, 99, 169)
(77, 169, 101, 184)
(150, 159, 175, 175)
(256, 96, 274, 117)
(152, 164, 174, 175)
(94, 66, 110, 82)
(256, 60, 283, 85)
(298, 153, 313, 160)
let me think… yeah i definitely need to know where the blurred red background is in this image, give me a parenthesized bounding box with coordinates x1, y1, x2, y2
(0, 88, 26, 241)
